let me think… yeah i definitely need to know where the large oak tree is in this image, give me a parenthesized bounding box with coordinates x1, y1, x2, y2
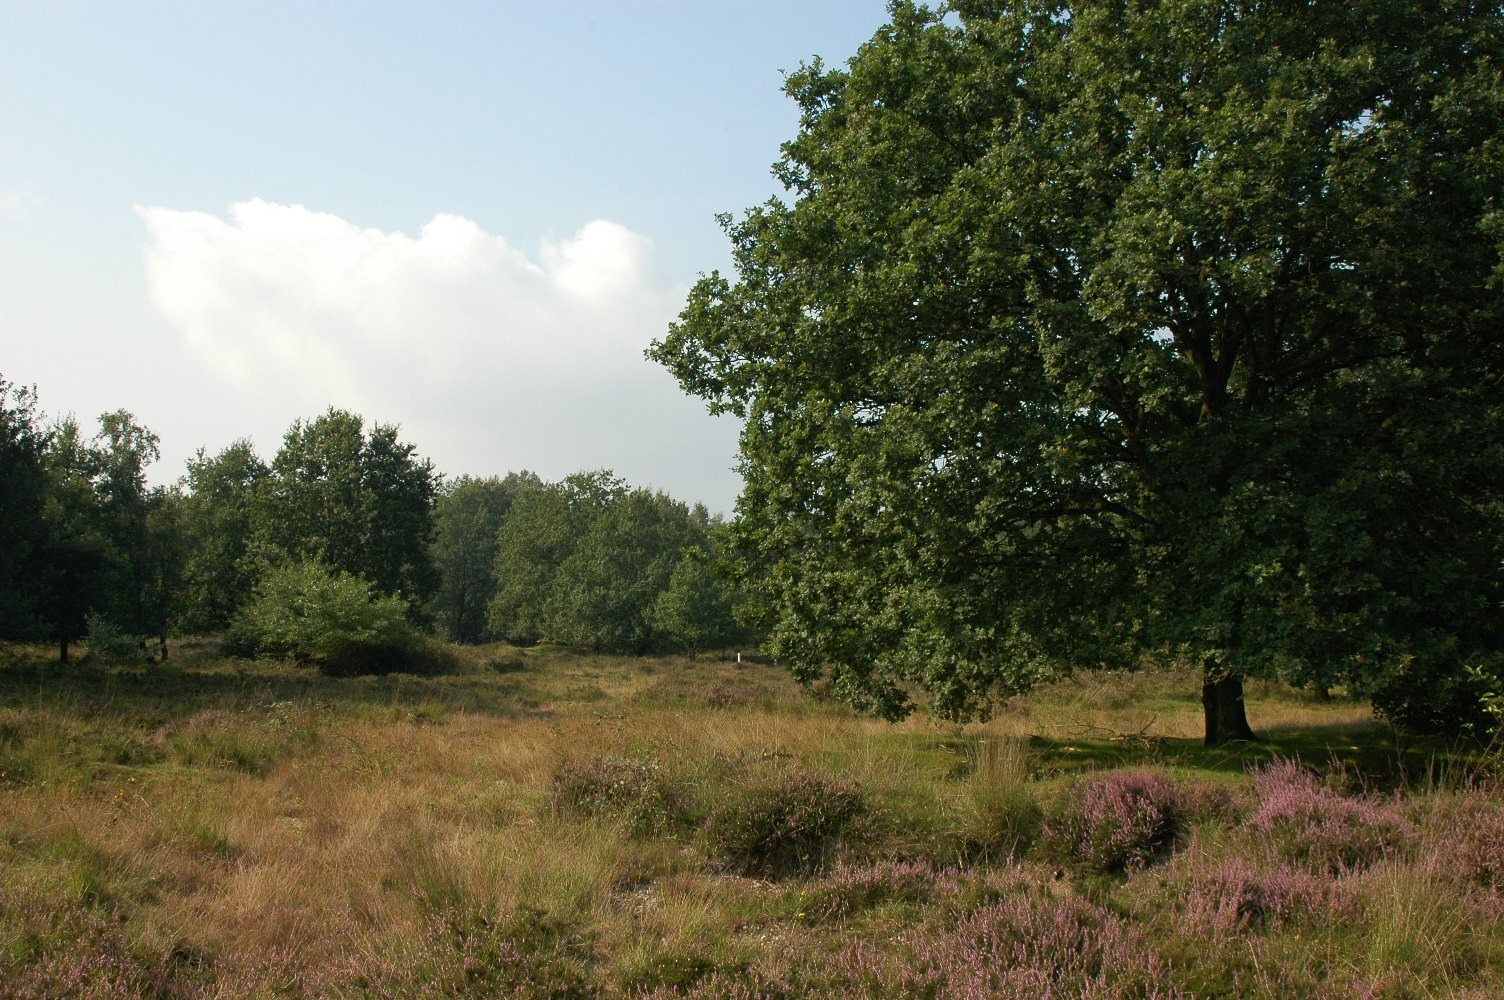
(651, 0, 1504, 743)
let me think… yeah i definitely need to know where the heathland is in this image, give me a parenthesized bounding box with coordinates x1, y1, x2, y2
(2, 641, 1501, 998)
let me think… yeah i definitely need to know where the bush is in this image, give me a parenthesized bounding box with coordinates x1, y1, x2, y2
(1449, 800, 1504, 899)
(704, 769, 863, 878)
(1176, 854, 1356, 936)
(1043, 769, 1186, 874)
(551, 754, 691, 837)
(1247, 760, 1412, 873)
(83, 613, 144, 665)
(231, 560, 422, 675)
(824, 888, 1172, 999)
(794, 859, 939, 921)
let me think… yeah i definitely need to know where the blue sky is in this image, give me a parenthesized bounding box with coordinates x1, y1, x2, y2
(0, 1, 890, 512)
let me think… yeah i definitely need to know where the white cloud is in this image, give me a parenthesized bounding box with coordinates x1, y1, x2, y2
(0, 191, 40, 220)
(137, 199, 741, 509)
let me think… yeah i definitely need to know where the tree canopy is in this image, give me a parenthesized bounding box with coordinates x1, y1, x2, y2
(650, 0, 1504, 742)
(486, 471, 743, 653)
(429, 472, 540, 643)
(257, 409, 439, 610)
(178, 440, 269, 633)
(0, 378, 48, 636)
(1, 382, 742, 667)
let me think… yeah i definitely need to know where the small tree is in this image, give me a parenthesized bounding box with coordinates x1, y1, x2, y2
(487, 477, 579, 645)
(93, 410, 160, 635)
(231, 559, 418, 675)
(37, 417, 123, 662)
(0, 377, 48, 637)
(430, 472, 539, 643)
(143, 486, 186, 658)
(652, 546, 749, 656)
(179, 440, 268, 633)
(548, 487, 701, 652)
(255, 409, 438, 611)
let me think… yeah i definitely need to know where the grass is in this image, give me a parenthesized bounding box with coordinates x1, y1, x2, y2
(0, 639, 1501, 997)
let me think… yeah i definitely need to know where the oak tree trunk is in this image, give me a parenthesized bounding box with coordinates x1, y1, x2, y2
(1202, 668, 1257, 746)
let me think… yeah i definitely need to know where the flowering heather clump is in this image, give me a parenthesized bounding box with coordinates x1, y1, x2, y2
(1426, 794, 1504, 914)
(795, 859, 939, 920)
(1043, 768, 1187, 873)
(1248, 760, 1412, 873)
(320, 908, 599, 1000)
(0, 895, 205, 1000)
(1178, 854, 1355, 936)
(1175, 779, 1243, 826)
(551, 754, 691, 837)
(703, 769, 863, 879)
(826, 890, 1186, 999)
(631, 971, 792, 1000)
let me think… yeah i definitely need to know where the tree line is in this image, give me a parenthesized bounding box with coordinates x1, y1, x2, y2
(0, 378, 747, 668)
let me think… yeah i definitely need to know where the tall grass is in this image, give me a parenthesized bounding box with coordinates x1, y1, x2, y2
(0, 643, 1500, 997)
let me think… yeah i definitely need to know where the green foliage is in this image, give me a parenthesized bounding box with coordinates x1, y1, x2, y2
(703, 769, 864, 878)
(36, 416, 126, 662)
(548, 486, 702, 652)
(91, 410, 160, 635)
(487, 476, 581, 645)
(0, 406, 168, 661)
(487, 471, 739, 654)
(650, 0, 1504, 739)
(140, 485, 185, 651)
(230, 559, 420, 675)
(0, 377, 48, 637)
(652, 545, 751, 655)
(429, 472, 539, 643)
(550, 753, 692, 837)
(82, 613, 142, 665)
(178, 440, 268, 633)
(256, 408, 438, 610)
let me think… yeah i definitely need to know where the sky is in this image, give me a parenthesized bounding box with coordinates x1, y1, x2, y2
(0, 1, 891, 514)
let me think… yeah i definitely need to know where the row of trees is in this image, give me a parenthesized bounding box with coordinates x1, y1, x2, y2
(0, 382, 176, 661)
(0, 380, 746, 663)
(433, 471, 747, 653)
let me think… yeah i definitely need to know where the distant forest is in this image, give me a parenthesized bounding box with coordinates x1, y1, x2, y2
(0, 377, 748, 670)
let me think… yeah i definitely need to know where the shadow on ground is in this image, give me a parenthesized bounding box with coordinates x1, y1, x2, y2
(1022, 721, 1484, 789)
(0, 641, 550, 724)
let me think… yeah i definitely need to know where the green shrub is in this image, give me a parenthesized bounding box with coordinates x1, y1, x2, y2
(429, 907, 596, 1000)
(231, 559, 422, 675)
(83, 613, 143, 665)
(703, 769, 863, 878)
(551, 754, 691, 837)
